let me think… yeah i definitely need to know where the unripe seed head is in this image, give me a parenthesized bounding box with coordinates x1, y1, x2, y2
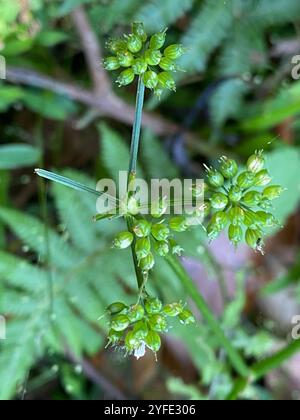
(116, 68, 135, 87)
(154, 241, 170, 257)
(179, 309, 195, 325)
(145, 49, 162, 66)
(247, 151, 265, 173)
(149, 29, 167, 50)
(135, 237, 151, 260)
(125, 330, 140, 352)
(219, 156, 238, 179)
(127, 304, 145, 323)
(133, 320, 148, 339)
(113, 231, 134, 249)
(159, 57, 176, 71)
(107, 329, 123, 345)
(149, 314, 168, 332)
(228, 206, 244, 225)
(110, 314, 130, 332)
(210, 192, 228, 210)
(245, 228, 262, 250)
(145, 330, 161, 353)
(143, 70, 158, 89)
(242, 190, 262, 206)
(169, 216, 188, 232)
(206, 167, 224, 188)
(145, 297, 162, 314)
(254, 169, 272, 187)
(244, 210, 260, 228)
(207, 222, 221, 240)
(117, 51, 134, 67)
(211, 211, 229, 230)
(104, 56, 120, 71)
(263, 185, 284, 200)
(163, 302, 184, 317)
(106, 38, 127, 54)
(237, 171, 255, 189)
(256, 211, 279, 228)
(228, 224, 243, 245)
(169, 239, 184, 256)
(151, 224, 170, 241)
(132, 22, 147, 42)
(139, 253, 155, 272)
(228, 186, 243, 203)
(158, 71, 176, 91)
(106, 302, 127, 315)
(126, 34, 143, 53)
(133, 220, 152, 237)
(132, 58, 148, 75)
(164, 44, 185, 60)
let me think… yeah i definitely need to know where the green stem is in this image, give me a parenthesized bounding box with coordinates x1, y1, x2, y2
(128, 76, 145, 176)
(166, 254, 250, 378)
(127, 76, 146, 291)
(227, 338, 300, 400)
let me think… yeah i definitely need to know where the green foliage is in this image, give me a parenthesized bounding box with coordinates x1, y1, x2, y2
(0, 170, 136, 399)
(0, 144, 41, 169)
(136, 0, 195, 33)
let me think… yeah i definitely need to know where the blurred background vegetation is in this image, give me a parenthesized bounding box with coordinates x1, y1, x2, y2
(0, 0, 300, 400)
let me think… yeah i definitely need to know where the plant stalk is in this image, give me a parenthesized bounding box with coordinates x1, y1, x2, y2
(127, 76, 146, 291)
(227, 338, 300, 400)
(166, 254, 250, 378)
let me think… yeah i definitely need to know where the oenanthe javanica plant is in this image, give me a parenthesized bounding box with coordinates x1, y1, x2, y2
(36, 23, 283, 363)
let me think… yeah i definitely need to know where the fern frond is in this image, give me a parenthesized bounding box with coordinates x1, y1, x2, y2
(135, 0, 195, 33)
(180, 0, 234, 72)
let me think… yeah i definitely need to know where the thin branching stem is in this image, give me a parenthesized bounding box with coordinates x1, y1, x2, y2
(166, 254, 250, 378)
(127, 76, 146, 291)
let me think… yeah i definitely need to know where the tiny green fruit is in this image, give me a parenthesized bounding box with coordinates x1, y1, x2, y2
(116, 68, 135, 86)
(135, 237, 151, 260)
(145, 297, 162, 314)
(144, 49, 162, 66)
(139, 253, 155, 272)
(126, 34, 143, 53)
(247, 151, 265, 174)
(106, 302, 127, 315)
(179, 309, 195, 325)
(164, 44, 185, 60)
(145, 330, 161, 353)
(133, 220, 152, 237)
(111, 314, 130, 332)
(210, 192, 228, 210)
(253, 169, 272, 187)
(112, 231, 134, 249)
(149, 29, 167, 50)
(219, 156, 238, 179)
(151, 224, 170, 241)
(169, 217, 188, 232)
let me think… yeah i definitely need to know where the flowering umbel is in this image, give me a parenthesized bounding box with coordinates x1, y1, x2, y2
(202, 151, 284, 253)
(104, 22, 185, 96)
(105, 298, 194, 359)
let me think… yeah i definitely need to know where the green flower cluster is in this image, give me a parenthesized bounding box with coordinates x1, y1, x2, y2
(202, 151, 284, 252)
(104, 22, 185, 96)
(112, 210, 189, 275)
(106, 298, 195, 358)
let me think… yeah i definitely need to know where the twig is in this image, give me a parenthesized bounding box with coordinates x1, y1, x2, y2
(71, 6, 110, 96)
(6, 65, 228, 158)
(6, 66, 178, 137)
